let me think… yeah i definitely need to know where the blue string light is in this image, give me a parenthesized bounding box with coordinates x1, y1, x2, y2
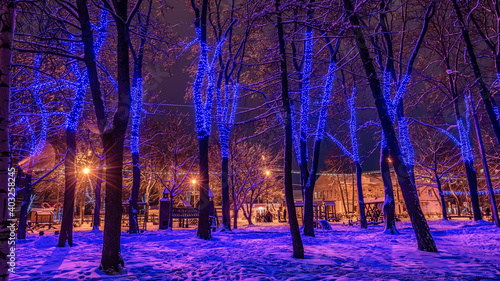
(382, 71, 394, 122)
(300, 29, 313, 145)
(31, 54, 48, 157)
(217, 82, 239, 159)
(130, 77, 143, 155)
(315, 61, 336, 141)
(457, 117, 473, 163)
(349, 87, 359, 163)
(398, 117, 414, 168)
(192, 27, 226, 138)
(290, 102, 302, 164)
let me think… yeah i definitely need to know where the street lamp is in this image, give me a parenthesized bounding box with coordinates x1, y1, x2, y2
(265, 170, 270, 176)
(192, 179, 196, 184)
(83, 167, 90, 174)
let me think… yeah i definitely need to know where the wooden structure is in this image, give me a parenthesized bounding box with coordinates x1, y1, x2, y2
(29, 208, 56, 230)
(365, 197, 384, 224)
(122, 202, 148, 230)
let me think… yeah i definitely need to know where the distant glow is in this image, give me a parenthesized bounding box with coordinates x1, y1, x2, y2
(265, 170, 270, 176)
(192, 179, 197, 184)
(83, 168, 90, 174)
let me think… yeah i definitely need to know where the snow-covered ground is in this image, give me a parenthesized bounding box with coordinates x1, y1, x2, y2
(12, 220, 500, 280)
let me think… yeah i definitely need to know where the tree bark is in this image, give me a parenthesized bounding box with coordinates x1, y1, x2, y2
(17, 171, 32, 240)
(276, 0, 304, 259)
(197, 135, 211, 239)
(0, 1, 15, 278)
(100, 0, 132, 272)
(58, 129, 77, 247)
(233, 206, 238, 229)
(355, 162, 367, 228)
(93, 158, 104, 230)
(434, 172, 447, 220)
(343, 0, 437, 252)
(221, 157, 230, 231)
(470, 94, 499, 226)
(381, 146, 398, 233)
(128, 152, 140, 234)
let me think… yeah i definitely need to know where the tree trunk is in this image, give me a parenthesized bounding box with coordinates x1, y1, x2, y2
(233, 206, 238, 229)
(470, 94, 499, 226)
(100, 0, 132, 271)
(276, 0, 304, 258)
(355, 162, 367, 228)
(0, 1, 15, 278)
(93, 158, 104, 230)
(381, 146, 398, 233)
(169, 194, 174, 229)
(303, 187, 314, 236)
(435, 173, 447, 220)
(58, 129, 77, 247)
(17, 171, 32, 240)
(344, 0, 437, 252)
(128, 152, 140, 234)
(221, 157, 230, 231)
(100, 131, 127, 272)
(463, 161, 482, 221)
(197, 135, 211, 239)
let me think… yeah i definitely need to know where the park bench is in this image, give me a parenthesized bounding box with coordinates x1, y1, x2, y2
(172, 207, 199, 228)
(447, 215, 473, 220)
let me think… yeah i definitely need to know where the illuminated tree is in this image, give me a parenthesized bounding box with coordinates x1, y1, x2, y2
(327, 85, 367, 229)
(451, 0, 500, 145)
(343, 0, 437, 252)
(59, 9, 109, 247)
(276, 0, 304, 259)
(128, 0, 153, 235)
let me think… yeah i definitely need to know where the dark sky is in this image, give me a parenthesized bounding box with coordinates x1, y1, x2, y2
(148, 1, 382, 173)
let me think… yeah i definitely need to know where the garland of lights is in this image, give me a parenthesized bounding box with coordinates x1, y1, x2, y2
(130, 77, 143, 155)
(349, 87, 359, 163)
(31, 54, 48, 157)
(217, 82, 240, 159)
(315, 61, 335, 141)
(300, 29, 313, 147)
(290, 102, 302, 164)
(443, 190, 500, 196)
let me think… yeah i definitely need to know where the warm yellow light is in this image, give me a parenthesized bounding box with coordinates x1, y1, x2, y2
(387, 157, 392, 163)
(192, 179, 197, 184)
(265, 170, 270, 176)
(83, 168, 90, 174)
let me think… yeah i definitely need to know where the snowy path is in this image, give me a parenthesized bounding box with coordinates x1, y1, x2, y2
(12, 220, 500, 280)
